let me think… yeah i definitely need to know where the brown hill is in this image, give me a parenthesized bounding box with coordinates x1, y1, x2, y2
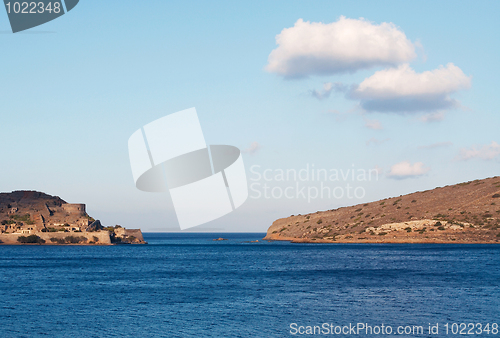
(264, 177, 500, 243)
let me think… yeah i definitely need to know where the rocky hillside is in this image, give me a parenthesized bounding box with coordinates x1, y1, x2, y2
(0, 191, 89, 232)
(0, 191, 146, 245)
(264, 177, 500, 243)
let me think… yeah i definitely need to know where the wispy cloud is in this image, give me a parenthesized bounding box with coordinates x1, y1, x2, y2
(310, 82, 348, 100)
(373, 165, 384, 176)
(388, 161, 430, 179)
(323, 106, 361, 122)
(419, 111, 446, 123)
(364, 118, 383, 130)
(242, 142, 262, 155)
(457, 141, 500, 160)
(419, 142, 453, 149)
(266, 17, 416, 78)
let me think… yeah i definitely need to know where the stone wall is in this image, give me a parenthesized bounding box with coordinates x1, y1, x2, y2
(0, 230, 111, 245)
(61, 203, 86, 216)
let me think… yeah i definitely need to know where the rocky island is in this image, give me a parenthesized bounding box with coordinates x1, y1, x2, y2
(264, 177, 500, 244)
(0, 191, 146, 245)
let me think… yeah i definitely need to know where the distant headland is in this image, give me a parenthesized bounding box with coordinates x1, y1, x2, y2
(0, 191, 146, 245)
(264, 176, 500, 244)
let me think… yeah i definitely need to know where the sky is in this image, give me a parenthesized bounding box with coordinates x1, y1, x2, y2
(1, 0, 499, 232)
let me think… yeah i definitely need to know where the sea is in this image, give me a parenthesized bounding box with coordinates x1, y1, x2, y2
(0, 233, 499, 338)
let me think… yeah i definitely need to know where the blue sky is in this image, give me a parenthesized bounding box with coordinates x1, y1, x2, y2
(1, 1, 499, 232)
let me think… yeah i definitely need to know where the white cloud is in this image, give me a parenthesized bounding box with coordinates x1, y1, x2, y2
(349, 63, 471, 113)
(458, 141, 500, 160)
(388, 161, 430, 179)
(266, 17, 416, 78)
(242, 142, 261, 155)
(364, 118, 383, 130)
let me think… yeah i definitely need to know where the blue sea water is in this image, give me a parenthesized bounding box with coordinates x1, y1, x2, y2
(0, 233, 499, 338)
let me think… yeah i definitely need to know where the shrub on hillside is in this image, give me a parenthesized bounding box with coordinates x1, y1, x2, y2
(65, 236, 88, 244)
(48, 236, 88, 244)
(17, 235, 45, 244)
(10, 214, 32, 222)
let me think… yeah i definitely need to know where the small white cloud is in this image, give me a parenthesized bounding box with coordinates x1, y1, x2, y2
(419, 141, 453, 149)
(350, 63, 471, 113)
(311, 82, 348, 100)
(388, 161, 430, 179)
(266, 17, 416, 78)
(458, 141, 500, 160)
(364, 118, 383, 130)
(242, 142, 261, 155)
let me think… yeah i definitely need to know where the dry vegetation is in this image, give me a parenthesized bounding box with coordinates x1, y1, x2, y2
(264, 176, 500, 243)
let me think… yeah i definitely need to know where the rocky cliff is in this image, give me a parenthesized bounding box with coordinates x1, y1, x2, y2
(264, 177, 500, 243)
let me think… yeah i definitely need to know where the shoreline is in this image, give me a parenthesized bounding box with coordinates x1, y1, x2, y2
(263, 235, 500, 244)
